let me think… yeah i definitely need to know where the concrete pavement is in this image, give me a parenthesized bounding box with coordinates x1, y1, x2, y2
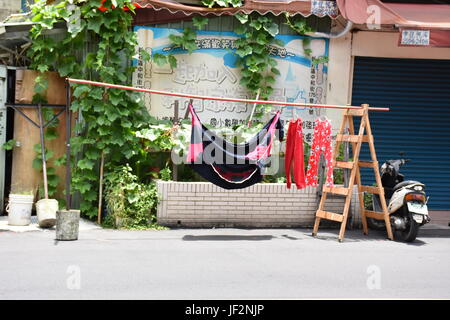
(0, 223, 449, 299)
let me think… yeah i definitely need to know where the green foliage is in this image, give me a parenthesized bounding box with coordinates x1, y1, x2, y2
(201, 0, 243, 8)
(333, 143, 353, 185)
(284, 14, 329, 66)
(312, 56, 329, 66)
(364, 192, 373, 210)
(28, 0, 153, 218)
(2, 139, 16, 150)
(233, 13, 280, 119)
(153, 19, 207, 68)
(284, 14, 314, 36)
(104, 164, 166, 229)
(159, 167, 172, 181)
(192, 16, 208, 30)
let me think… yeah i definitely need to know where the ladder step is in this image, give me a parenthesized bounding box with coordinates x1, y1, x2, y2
(346, 108, 365, 116)
(336, 135, 373, 143)
(358, 160, 378, 168)
(323, 186, 350, 196)
(334, 161, 354, 169)
(364, 210, 387, 220)
(360, 185, 382, 194)
(336, 134, 360, 143)
(316, 210, 344, 222)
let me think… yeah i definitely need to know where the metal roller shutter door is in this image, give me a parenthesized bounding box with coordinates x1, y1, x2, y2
(352, 56, 450, 210)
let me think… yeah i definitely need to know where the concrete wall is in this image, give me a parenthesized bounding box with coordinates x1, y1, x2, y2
(325, 30, 450, 133)
(156, 181, 362, 229)
(0, 0, 22, 21)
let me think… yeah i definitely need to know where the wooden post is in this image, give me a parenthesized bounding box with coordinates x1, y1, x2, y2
(65, 79, 72, 209)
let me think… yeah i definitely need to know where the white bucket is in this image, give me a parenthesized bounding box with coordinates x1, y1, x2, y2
(36, 199, 58, 228)
(7, 194, 34, 226)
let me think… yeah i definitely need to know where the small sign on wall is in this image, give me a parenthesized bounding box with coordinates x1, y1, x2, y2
(400, 29, 430, 46)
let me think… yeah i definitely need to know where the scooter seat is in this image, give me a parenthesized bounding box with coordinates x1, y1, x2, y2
(393, 180, 423, 191)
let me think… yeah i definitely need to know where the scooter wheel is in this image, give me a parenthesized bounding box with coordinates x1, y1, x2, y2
(395, 215, 419, 242)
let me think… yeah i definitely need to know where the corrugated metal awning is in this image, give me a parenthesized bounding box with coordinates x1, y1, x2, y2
(133, 0, 339, 18)
(336, 0, 450, 47)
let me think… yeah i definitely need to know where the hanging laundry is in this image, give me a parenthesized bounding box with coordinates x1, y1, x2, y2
(187, 104, 284, 189)
(305, 117, 334, 187)
(285, 118, 306, 189)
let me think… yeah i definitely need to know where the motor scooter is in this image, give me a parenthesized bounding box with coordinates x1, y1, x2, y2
(369, 156, 431, 242)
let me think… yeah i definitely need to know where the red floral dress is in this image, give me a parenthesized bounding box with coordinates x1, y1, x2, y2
(305, 118, 334, 187)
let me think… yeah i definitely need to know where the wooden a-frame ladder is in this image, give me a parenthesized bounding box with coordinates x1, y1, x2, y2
(312, 104, 394, 242)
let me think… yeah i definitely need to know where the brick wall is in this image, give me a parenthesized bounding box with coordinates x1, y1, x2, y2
(156, 181, 362, 228)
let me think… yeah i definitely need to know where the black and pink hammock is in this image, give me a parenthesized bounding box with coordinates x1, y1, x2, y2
(186, 104, 284, 189)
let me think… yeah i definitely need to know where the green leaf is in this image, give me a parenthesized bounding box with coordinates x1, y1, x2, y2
(236, 46, 252, 57)
(85, 148, 99, 160)
(168, 55, 177, 69)
(76, 182, 91, 194)
(249, 19, 262, 30)
(90, 87, 103, 100)
(73, 85, 90, 98)
(268, 58, 278, 67)
(77, 159, 95, 170)
(2, 139, 16, 150)
(87, 17, 103, 33)
(152, 53, 168, 66)
(201, 0, 215, 8)
(234, 24, 247, 35)
(109, 92, 122, 106)
(140, 50, 151, 62)
(32, 158, 43, 170)
(256, 33, 268, 46)
(271, 67, 280, 75)
(45, 127, 58, 140)
(265, 76, 275, 84)
(263, 22, 279, 37)
(184, 41, 198, 54)
(47, 174, 60, 188)
(192, 16, 208, 30)
(55, 155, 66, 167)
(235, 12, 248, 24)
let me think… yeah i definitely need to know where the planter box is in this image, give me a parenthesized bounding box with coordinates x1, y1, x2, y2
(156, 181, 362, 228)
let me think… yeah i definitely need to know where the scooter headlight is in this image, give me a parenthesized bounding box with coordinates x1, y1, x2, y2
(413, 185, 423, 191)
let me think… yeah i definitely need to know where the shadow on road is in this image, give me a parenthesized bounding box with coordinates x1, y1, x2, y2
(417, 228, 450, 238)
(182, 235, 274, 241)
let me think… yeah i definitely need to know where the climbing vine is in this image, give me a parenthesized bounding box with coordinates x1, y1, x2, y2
(28, 0, 152, 218)
(152, 16, 208, 68)
(284, 13, 329, 65)
(233, 12, 281, 118)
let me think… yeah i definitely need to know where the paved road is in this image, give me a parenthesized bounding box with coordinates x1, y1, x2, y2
(0, 224, 449, 299)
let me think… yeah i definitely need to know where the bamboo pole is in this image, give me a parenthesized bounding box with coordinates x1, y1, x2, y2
(37, 104, 49, 199)
(67, 78, 390, 111)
